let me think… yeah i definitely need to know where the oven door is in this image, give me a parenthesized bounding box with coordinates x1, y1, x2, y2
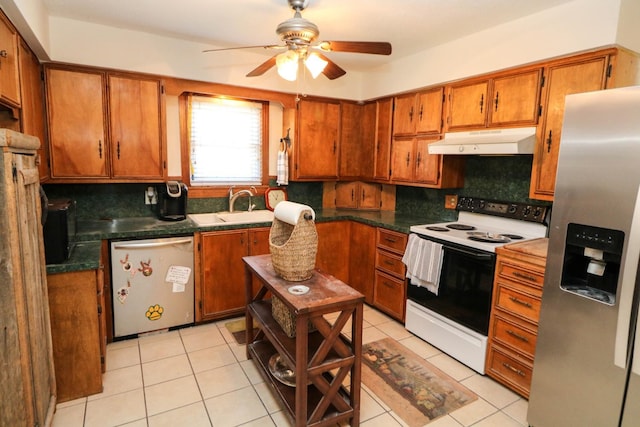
(406, 236, 496, 335)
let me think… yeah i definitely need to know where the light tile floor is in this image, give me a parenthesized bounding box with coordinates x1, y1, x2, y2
(52, 306, 529, 427)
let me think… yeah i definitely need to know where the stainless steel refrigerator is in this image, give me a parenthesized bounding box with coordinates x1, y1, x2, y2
(528, 85, 640, 426)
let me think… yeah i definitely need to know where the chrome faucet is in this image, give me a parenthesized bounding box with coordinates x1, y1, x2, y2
(228, 186, 257, 212)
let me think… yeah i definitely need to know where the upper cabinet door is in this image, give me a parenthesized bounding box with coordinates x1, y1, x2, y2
(488, 69, 542, 127)
(373, 97, 393, 181)
(447, 80, 489, 130)
(108, 75, 164, 179)
(295, 99, 340, 180)
(0, 12, 20, 108)
(392, 93, 418, 136)
(415, 88, 444, 134)
(46, 67, 109, 178)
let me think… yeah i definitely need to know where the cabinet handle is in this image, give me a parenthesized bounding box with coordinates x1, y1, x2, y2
(506, 329, 529, 342)
(117, 141, 121, 159)
(409, 106, 414, 122)
(383, 260, 395, 266)
(98, 140, 103, 159)
(0, 50, 7, 58)
(502, 362, 526, 377)
(384, 237, 397, 243)
(382, 280, 395, 288)
(333, 141, 336, 153)
(416, 151, 421, 167)
(546, 130, 553, 153)
(512, 270, 536, 282)
(479, 93, 484, 113)
(418, 104, 423, 121)
(494, 91, 499, 111)
(351, 188, 354, 201)
(405, 152, 410, 167)
(362, 189, 365, 201)
(509, 296, 533, 308)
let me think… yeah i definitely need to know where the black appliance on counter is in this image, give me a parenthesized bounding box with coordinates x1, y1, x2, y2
(43, 198, 77, 264)
(157, 181, 188, 221)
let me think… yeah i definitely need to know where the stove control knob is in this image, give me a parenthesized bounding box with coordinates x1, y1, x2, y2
(534, 207, 542, 217)
(479, 200, 486, 209)
(524, 206, 532, 216)
(508, 205, 517, 214)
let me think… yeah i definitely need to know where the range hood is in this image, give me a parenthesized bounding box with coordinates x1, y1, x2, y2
(428, 127, 537, 155)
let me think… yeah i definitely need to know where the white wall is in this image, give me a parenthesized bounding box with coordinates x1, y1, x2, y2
(2, 0, 636, 101)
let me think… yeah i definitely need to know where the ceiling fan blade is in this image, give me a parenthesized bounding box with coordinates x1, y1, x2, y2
(203, 44, 283, 53)
(318, 41, 392, 55)
(246, 55, 279, 77)
(316, 53, 346, 80)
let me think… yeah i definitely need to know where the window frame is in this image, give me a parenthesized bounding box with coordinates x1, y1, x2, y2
(180, 93, 270, 198)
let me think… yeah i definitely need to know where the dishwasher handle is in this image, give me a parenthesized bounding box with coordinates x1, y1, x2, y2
(112, 238, 193, 250)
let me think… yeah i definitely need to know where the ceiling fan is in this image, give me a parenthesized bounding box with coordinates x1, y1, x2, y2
(203, 0, 392, 80)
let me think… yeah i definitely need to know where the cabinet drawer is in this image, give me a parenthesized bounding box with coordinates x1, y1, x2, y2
(497, 260, 544, 289)
(492, 316, 537, 357)
(486, 345, 533, 398)
(376, 228, 408, 255)
(373, 271, 406, 320)
(375, 250, 405, 278)
(495, 282, 541, 323)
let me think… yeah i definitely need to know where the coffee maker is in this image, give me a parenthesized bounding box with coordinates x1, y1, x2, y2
(157, 181, 188, 221)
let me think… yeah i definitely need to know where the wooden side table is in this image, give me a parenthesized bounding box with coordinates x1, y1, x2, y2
(243, 254, 364, 427)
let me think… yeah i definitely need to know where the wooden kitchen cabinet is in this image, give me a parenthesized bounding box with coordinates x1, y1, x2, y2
(45, 65, 165, 181)
(293, 98, 340, 180)
(393, 87, 444, 136)
(349, 221, 376, 303)
(315, 221, 350, 283)
(197, 227, 270, 321)
(373, 97, 393, 181)
(0, 130, 56, 427)
(529, 55, 610, 201)
(339, 101, 375, 180)
(446, 68, 541, 131)
(373, 228, 407, 321)
(390, 135, 465, 188)
(334, 181, 381, 210)
(486, 238, 547, 398)
(0, 10, 21, 108)
(47, 268, 104, 402)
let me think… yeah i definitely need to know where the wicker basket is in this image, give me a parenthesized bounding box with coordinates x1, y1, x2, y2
(269, 210, 318, 282)
(271, 296, 316, 338)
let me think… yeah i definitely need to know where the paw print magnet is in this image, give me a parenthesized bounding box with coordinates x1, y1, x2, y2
(145, 304, 163, 321)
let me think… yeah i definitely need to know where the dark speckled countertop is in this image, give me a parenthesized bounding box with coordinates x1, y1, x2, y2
(47, 209, 445, 274)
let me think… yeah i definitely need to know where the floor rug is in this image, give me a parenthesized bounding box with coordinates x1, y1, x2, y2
(362, 338, 477, 426)
(224, 318, 257, 345)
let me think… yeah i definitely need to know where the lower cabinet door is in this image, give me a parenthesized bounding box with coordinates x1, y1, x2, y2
(373, 270, 406, 321)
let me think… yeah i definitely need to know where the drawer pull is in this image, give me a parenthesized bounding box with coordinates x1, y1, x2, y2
(512, 271, 536, 282)
(506, 329, 529, 342)
(509, 296, 532, 308)
(384, 237, 397, 243)
(502, 362, 526, 377)
(383, 260, 395, 266)
(382, 281, 395, 288)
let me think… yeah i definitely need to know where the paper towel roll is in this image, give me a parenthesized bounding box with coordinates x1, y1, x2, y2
(273, 201, 315, 225)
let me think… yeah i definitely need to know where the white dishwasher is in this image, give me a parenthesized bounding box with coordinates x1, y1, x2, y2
(111, 236, 194, 338)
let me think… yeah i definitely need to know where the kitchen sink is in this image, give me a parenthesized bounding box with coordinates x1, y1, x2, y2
(188, 210, 274, 227)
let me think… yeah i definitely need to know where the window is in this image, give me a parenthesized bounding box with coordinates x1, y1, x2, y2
(188, 94, 267, 187)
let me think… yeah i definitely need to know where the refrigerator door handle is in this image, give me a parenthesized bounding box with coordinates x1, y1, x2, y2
(112, 238, 193, 250)
(614, 185, 640, 369)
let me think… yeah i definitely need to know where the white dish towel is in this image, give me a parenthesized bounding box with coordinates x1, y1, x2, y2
(276, 147, 288, 186)
(402, 234, 444, 295)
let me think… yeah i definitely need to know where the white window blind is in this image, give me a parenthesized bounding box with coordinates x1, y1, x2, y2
(189, 95, 263, 185)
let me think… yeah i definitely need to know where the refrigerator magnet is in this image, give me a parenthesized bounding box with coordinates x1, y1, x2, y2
(116, 287, 129, 304)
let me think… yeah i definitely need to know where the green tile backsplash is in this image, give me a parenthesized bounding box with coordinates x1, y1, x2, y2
(42, 156, 544, 221)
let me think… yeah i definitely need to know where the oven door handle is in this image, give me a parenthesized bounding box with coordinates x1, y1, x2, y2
(442, 244, 494, 261)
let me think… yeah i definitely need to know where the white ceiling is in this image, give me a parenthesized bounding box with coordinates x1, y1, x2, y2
(40, 0, 576, 73)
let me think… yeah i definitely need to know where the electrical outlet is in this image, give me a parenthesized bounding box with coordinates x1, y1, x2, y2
(145, 186, 157, 205)
(445, 194, 458, 210)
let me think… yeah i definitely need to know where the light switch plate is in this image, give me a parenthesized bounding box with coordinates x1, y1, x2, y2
(445, 194, 458, 210)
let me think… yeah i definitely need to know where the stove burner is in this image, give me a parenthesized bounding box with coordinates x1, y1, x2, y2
(426, 226, 450, 232)
(500, 233, 524, 240)
(466, 232, 511, 243)
(446, 223, 476, 231)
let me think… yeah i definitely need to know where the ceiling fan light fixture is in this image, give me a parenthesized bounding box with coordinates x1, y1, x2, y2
(304, 52, 328, 79)
(276, 50, 299, 81)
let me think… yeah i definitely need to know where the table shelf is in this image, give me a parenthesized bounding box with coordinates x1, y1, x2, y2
(243, 254, 364, 427)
